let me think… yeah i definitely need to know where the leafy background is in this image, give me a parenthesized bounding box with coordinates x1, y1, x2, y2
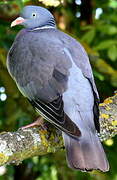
(0, 0, 117, 179)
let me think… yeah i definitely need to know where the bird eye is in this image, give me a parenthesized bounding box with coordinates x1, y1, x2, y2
(32, 13, 37, 18)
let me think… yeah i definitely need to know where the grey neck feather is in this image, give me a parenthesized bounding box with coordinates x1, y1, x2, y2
(31, 17, 56, 31)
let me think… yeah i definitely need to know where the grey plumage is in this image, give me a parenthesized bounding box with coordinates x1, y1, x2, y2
(20, 6, 56, 28)
(7, 6, 109, 172)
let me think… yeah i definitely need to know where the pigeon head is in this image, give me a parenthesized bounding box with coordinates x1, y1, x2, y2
(11, 5, 56, 29)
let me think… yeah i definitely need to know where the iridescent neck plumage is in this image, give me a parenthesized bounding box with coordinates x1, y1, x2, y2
(46, 17, 56, 27)
(29, 17, 56, 31)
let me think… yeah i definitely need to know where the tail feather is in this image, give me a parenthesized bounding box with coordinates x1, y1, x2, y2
(63, 132, 109, 172)
(62, 111, 109, 172)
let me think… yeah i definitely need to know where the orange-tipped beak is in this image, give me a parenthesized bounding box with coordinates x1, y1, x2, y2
(11, 17, 25, 27)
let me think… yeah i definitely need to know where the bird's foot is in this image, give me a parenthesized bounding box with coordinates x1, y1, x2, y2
(21, 117, 46, 130)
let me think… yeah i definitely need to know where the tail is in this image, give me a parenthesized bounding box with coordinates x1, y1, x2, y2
(63, 133, 109, 172)
(62, 112, 109, 172)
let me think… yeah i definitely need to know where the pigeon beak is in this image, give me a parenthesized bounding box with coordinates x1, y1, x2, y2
(11, 17, 25, 27)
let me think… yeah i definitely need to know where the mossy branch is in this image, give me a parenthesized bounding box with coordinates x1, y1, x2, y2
(0, 94, 116, 167)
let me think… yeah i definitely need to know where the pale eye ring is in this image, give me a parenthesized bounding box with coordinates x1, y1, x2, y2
(32, 13, 37, 18)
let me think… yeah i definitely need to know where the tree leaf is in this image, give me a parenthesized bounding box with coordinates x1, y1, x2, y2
(97, 24, 117, 35)
(81, 29, 96, 44)
(93, 40, 117, 50)
(108, 45, 117, 61)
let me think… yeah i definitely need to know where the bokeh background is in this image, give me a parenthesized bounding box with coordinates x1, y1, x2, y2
(0, 0, 117, 179)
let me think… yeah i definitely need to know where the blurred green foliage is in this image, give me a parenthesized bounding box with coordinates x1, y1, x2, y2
(0, 0, 117, 180)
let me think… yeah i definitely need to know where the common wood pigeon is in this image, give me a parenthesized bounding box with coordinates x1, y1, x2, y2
(7, 5, 109, 172)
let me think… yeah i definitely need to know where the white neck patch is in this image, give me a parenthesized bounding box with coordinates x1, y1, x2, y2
(30, 25, 56, 31)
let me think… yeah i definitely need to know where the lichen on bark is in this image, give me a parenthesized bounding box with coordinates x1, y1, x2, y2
(99, 93, 117, 141)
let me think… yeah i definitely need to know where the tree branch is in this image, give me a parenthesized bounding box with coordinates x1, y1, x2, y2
(0, 94, 116, 167)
